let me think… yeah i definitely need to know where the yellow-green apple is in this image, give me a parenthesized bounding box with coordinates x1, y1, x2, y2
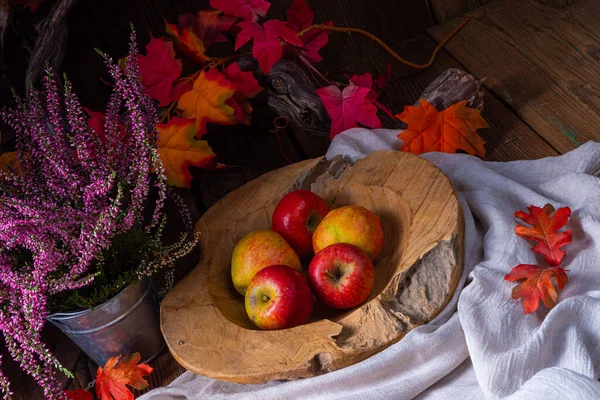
(308, 243, 375, 309)
(312, 205, 384, 260)
(231, 230, 301, 295)
(272, 190, 330, 259)
(245, 265, 314, 330)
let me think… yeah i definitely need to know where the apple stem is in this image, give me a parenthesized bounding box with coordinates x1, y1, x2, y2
(325, 269, 340, 282)
(262, 295, 270, 302)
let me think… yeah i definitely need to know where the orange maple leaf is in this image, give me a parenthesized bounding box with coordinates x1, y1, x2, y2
(65, 388, 93, 400)
(395, 99, 488, 157)
(515, 204, 572, 267)
(95, 353, 154, 400)
(165, 23, 209, 65)
(177, 69, 236, 135)
(0, 152, 17, 173)
(157, 117, 216, 187)
(505, 264, 568, 314)
(0, 131, 17, 174)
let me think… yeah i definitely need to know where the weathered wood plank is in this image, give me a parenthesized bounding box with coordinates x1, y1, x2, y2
(368, 34, 558, 161)
(428, 0, 600, 153)
(429, 0, 492, 23)
(5, 324, 82, 400)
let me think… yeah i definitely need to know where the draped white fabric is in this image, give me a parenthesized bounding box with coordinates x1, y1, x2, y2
(140, 130, 600, 399)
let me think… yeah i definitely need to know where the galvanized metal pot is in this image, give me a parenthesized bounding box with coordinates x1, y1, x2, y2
(47, 277, 164, 366)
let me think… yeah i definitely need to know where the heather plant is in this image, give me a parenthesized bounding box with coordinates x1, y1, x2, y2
(0, 30, 198, 399)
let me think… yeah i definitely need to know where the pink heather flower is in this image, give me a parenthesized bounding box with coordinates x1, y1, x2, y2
(0, 29, 196, 399)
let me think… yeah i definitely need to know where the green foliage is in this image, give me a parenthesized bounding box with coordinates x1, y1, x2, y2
(48, 225, 163, 312)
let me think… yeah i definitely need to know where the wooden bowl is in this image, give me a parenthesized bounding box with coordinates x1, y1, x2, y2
(161, 150, 464, 383)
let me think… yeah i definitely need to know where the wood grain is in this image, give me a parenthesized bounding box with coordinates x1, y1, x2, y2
(376, 34, 559, 161)
(161, 151, 464, 383)
(428, 0, 600, 153)
(429, 0, 492, 23)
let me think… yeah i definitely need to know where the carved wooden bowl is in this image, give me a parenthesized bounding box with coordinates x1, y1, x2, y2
(161, 150, 464, 383)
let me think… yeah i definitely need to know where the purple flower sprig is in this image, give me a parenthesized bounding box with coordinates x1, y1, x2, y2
(0, 29, 197, 399)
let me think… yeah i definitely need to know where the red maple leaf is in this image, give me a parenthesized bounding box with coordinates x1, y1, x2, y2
(86, 110, 125, 143)
(515, 204, 573, 267)
(317, 81, 382, 139)
(222, 62, 262, 124)
(373, 63, 391, 90)
(95, 353, 153, 400)
(210, 0, 270, 22)
(178, 10, 237, 48)
(349, 70, 394, 117)
(65, 389, 93, 400)
(8, 0, 43, 12)
(137, 38, 184, 106)
(235, 20, 303, 73)
(349, 73, 379, 102)
(286, 0, 332, 63)
(505, 264, 568, 314)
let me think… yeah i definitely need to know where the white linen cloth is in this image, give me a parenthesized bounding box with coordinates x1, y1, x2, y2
(140, 129, 600, 400)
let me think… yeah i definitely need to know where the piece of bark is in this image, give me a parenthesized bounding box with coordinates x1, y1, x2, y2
(237, 57, 332, 157)
(161, 150, 463, 383)
(24, 0, 77, 90)
(419, 67, 484, 110)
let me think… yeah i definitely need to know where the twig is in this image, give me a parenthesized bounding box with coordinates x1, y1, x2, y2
(177, 69, 202, 84)
(297, 17, 471, 70)
(159, 102, 177, 124)
(210, 52, 252, 68)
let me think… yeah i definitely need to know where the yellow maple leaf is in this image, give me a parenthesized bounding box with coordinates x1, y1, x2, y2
(157, 117, 216, 187)
(0, 131, 17, 173)
(177, 69, 236, 136)
(0, 152, 17, 173)
(396, 99, 488, 157)
(165, 23, 209, 65)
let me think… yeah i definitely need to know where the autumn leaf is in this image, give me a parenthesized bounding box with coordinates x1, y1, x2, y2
(210, 0, 270, 22)
(286, 0, 332, 63)
(95, 353, 153, 400)
(316, 80, 382, 139)
(8, 0, 42, 12)
(349, 73, 380, 102)
(178, 69, 236, 135)
(86, 110, 127, 144)
(65, 389, 93, 400)
(235, 20, 303, 73)
(0, 151, 17, 173)
(0, 130, 16, 174)
(505, 264, 568, 314)
(396, 99, 488, 157)
(223, 62, 262, 125)
(137, 38, 184, 106)
(165, 23, 209, 65)
(178, 10, 237, 48)
(157, 117, 216, 187)
(515, 204, 573, 267)
(373, 63, 391, 90)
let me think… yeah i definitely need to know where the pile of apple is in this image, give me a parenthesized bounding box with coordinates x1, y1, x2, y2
(231, 190, 384, 330)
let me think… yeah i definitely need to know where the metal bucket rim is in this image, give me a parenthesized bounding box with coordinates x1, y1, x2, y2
(48, 282, 153, 335)
(47, 277, 150, 322)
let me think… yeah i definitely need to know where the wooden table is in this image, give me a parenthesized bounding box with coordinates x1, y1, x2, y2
(11, 0, 600, 397)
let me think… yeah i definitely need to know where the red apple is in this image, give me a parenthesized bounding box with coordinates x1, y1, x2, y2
(245, 265, 314, 330)
(308, 243, 375, 309)
(231, 230, 302, 295)
(313, 205, 384, 260)
(272, 190, 330, 260)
